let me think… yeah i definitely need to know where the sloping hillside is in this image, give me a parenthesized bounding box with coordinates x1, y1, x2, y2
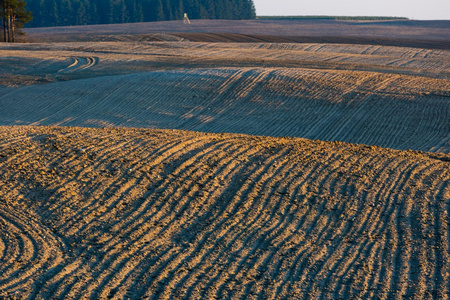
(1, 42, 449, 152)
(1, 126, 449, 299)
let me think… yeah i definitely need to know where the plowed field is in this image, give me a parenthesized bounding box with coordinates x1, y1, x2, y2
(1, 20, 450, 299)
(1, 41, 449, 152)
(1, 126, 449, 299)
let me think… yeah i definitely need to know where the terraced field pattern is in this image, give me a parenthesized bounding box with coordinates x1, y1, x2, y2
(0, 20, 450, 299)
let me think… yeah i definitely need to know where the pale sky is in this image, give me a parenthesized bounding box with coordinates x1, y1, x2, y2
(253, 0, 450, 20)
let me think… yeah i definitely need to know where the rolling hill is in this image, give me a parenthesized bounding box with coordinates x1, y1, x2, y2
(1, 126, 449, 299)
(1, 40, 449, 152)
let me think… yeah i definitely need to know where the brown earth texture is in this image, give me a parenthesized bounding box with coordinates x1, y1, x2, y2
(0, 19, 450, 299)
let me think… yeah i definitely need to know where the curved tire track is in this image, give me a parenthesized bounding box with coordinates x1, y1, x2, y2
(0, 205, 65, 298)
(56, 57, 98, 74)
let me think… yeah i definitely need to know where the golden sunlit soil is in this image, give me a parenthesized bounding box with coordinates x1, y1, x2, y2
(1, 126, 449, 299)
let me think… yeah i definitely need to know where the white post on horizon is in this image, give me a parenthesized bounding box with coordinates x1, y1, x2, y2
(183, 13, 191, 24)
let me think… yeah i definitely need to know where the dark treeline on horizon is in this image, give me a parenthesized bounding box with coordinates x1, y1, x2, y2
(25, 0, 256, 27)
(258, 16, 409, 20)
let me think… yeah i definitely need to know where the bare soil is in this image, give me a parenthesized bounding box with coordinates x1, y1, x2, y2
(24, 19, 450, 50)
(1, 40, 449, 152)
(1, 20, 450, 299)
(1, 126, 450, 299)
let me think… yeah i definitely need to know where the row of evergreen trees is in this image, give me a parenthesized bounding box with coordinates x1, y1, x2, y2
(1, 0, 32, 42)
(26, 0, 256, 28)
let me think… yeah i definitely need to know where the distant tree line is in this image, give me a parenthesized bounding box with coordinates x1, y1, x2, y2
(25, 0, 256, 27)
(1, 0, 32, 41)
(258, 16, 409, 21)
